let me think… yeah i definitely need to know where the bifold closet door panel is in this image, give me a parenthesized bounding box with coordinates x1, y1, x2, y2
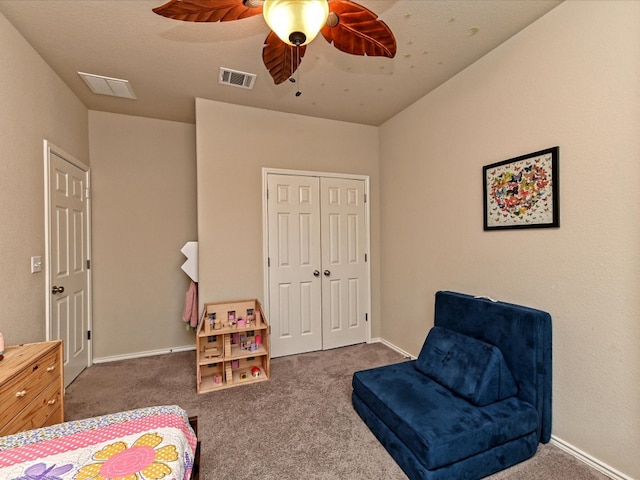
(267, 174, 323, 357)
(320, 177, 368, 350)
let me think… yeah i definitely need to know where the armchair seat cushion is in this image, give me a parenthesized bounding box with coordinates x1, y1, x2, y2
(353, 360, 538, 470)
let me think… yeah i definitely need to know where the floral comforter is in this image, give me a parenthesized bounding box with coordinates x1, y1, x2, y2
(0, 405, 197, 480)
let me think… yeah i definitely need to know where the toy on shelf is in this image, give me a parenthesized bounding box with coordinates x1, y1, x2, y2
(203, 346, 221, 360)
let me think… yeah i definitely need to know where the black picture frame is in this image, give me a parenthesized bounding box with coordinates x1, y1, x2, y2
(483, 147, 559, 230)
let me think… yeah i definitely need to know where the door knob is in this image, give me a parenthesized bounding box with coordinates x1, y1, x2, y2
(323, 270, 331, 276)
(313, 270, 320, 277)
(51, 286, 65, 294)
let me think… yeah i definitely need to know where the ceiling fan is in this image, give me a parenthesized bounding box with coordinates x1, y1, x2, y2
(152, 0, 397, 85)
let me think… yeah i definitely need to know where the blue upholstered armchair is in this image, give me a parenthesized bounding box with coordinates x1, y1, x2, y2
(352, 291, 552, 480)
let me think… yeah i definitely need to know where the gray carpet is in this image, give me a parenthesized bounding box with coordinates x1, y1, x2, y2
(64, 343, 610, 480)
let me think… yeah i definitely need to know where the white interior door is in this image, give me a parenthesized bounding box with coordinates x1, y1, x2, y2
(45, 141, 91, 387)
(265, 171, 370, 357)
(267, 174, 322, 357)
(320, 177, 368, 350)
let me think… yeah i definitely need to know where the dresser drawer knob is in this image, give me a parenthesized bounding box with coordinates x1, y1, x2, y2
(16, 390, 27, 397)
(47, 366, 56, 372)
(47, 399, 57, 405)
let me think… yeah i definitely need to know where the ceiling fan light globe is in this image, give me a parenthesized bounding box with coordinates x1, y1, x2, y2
(263, 0, 329, 46)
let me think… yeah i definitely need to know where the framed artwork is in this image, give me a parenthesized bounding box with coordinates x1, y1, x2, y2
(483, 147, 559, 230)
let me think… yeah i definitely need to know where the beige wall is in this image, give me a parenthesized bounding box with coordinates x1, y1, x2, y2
(195, 99, 381, 336)
(88, 111, 197, 359)
(379, 1, 639, 478)
(0, 13, 89, 345)
(2, 2, 638, 477)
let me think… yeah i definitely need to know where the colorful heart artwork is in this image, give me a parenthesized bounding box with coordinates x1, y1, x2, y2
(484, 149, 557, 228)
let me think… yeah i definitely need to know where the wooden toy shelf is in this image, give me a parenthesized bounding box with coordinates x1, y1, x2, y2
(196, 299, 270, 393)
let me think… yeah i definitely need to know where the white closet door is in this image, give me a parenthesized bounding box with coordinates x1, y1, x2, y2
(320, 177, 368, 350)
(266, 172, 370, 357)
(267, 174, 323, 357)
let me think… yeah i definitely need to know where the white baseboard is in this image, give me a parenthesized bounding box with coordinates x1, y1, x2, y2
(550, 436, 634, 480)
(92, 345, 196, 364)
(369, 337, 416, 359)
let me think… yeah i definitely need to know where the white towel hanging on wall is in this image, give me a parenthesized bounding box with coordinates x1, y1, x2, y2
(180, 241, 198, 282)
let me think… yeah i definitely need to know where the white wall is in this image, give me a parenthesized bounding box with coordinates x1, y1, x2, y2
(195, 99, 382, 336)
(88, 111, 197, 359)
(0, 12, 88, 345)
(379, 1, 639, 478)
(1, 9, 201, 361)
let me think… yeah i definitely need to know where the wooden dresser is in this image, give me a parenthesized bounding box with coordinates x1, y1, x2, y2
(0, 340, 64, 436)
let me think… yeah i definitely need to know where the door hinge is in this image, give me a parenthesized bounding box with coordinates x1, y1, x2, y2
(87, 259, 91, 269)
(364, 253, 367, 262)
(266, 189, 269, 200)
(267, 257, 270, 267)
(365, 313, 368, 322)
(364, 193, 367, 203)
(87, 330, 91, 340)
(85, 188, 90, 199)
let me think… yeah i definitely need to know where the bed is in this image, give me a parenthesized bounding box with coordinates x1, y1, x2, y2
(0, 405, 199, 480)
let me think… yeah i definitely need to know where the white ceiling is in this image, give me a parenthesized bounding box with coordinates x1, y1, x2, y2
(0, 0, 562, 126)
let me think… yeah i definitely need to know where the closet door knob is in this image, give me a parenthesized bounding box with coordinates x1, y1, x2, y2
(323, 270, 331, 277)
(313, 270, 320, 277)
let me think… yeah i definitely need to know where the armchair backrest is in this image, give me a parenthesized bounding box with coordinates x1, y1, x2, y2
(434, 291, 552, 442)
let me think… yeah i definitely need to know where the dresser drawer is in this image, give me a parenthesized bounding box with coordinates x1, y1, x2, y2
(0, 380, 63, 435)
(0, 347, 61, 430)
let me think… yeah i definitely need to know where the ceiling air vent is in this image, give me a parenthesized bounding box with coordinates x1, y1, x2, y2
(78, 72, 136, 99)
(219, 68, 256, 90)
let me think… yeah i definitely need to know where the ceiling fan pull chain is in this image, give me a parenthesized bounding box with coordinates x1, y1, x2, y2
(295, 44, 302, 97)
(290, 44, 294, 82)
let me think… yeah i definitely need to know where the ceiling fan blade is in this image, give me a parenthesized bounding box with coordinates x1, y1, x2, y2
(262, 31, 307, 85)
(152, 0, 262, 22)
(321, 0, 396, 58)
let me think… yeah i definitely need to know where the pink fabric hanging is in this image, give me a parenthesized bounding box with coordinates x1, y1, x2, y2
(182, 280, 198, 328)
